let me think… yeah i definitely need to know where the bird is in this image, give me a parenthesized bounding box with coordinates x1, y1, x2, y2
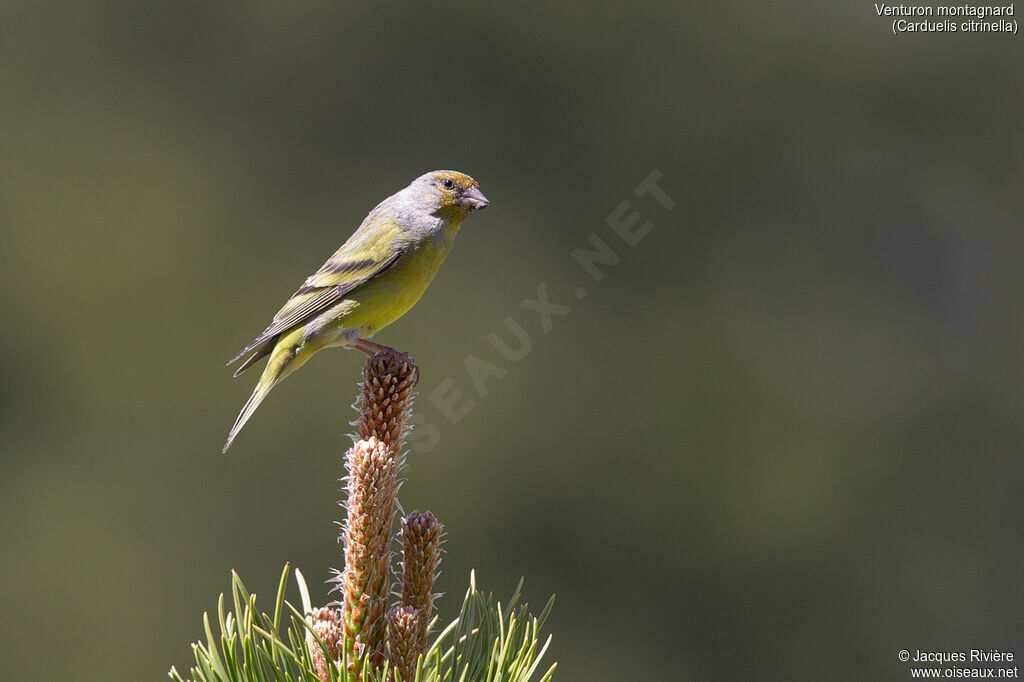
(223, 170, 488, 452)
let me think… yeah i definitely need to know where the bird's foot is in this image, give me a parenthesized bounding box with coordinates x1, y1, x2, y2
(354, 339, 419, 386)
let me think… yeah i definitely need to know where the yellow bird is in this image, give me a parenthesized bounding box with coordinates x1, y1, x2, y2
(223, 170, 488, 452)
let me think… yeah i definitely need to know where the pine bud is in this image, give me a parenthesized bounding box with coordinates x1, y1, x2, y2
(307, 606, 341, 682)
(400, 510, 444, 654)
(386, 604, 422, 682)
(332, 436, 403, 669)
(356, 349, 419, 450)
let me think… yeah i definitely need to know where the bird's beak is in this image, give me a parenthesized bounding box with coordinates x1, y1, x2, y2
(459, 186, 489, 211)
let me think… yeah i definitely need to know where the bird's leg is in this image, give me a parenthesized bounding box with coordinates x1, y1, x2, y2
(353, 338, 396, 355)
(352, 340, 377, 355)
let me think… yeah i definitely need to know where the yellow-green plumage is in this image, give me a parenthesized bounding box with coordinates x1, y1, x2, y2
(223, 170, 488, 452)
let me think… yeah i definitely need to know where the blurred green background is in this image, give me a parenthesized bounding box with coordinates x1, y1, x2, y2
(2, 2, 1021, 681)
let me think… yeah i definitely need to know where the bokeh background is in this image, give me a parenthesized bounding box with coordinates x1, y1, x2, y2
(2, 3, 1021, 681)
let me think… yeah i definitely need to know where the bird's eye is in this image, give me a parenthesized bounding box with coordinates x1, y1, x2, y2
(443, 178, 455, 190)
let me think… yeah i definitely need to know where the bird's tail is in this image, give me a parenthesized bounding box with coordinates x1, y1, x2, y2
(223, 337, 308, 453)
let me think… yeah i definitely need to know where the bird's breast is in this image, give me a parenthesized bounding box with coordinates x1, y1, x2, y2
(325, 234, 455, 339)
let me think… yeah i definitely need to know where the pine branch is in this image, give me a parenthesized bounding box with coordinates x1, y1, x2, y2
(171, 351, 556, 682)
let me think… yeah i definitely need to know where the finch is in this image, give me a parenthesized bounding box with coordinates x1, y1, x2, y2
(223, 170, 489, 452)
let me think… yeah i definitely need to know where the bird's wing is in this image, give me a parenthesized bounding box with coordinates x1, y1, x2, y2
(227, 223, 404, 367)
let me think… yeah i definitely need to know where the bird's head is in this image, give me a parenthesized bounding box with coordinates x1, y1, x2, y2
(409, 170, 489, 221)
